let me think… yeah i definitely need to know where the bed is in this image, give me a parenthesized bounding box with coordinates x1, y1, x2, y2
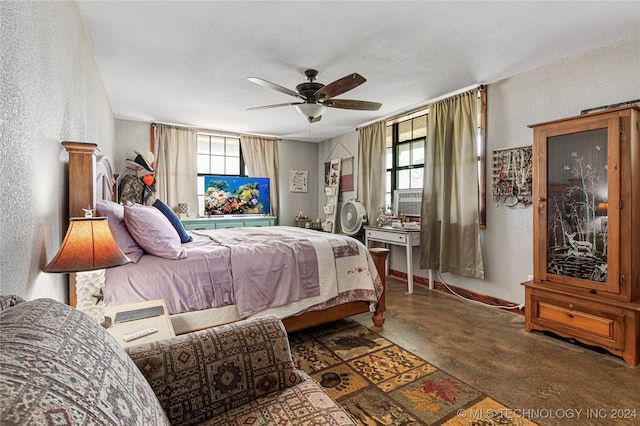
(63, 141, 388, 333)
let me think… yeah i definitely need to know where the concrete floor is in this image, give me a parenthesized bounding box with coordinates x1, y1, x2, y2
(353, 276, 640, 426)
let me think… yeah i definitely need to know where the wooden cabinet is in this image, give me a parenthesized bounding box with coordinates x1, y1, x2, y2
(524, 106, 640, 366)
(181, 216, 276, 230)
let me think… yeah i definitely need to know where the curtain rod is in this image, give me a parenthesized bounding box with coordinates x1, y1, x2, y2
(200, 129, 279, 140)
(152, 122, 278, 140)
(152, 121, 198, 129)
(357, 83, 483, 129)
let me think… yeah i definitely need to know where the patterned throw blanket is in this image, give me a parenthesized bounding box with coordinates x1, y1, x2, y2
(193, 227, 321, 317)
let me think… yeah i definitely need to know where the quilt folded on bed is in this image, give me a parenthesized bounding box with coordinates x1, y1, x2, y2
(193, 228, 321, 316)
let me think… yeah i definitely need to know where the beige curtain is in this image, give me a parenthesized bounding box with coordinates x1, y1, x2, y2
(239, 136, 280, 221)
(419, 90, 484, 279)
(357, 120, 386, 223)
(154, 124, 198, 212)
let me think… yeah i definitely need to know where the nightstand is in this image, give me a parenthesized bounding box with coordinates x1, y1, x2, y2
(104, 299, 175, 348)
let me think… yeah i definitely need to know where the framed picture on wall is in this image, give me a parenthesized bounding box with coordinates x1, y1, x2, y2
(289, 169, 308, 192)
(340, 157, 354, 192)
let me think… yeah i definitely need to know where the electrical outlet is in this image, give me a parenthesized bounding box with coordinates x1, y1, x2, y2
(527, 274, 534, 281)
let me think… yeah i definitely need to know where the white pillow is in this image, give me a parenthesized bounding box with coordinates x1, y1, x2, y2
(123, 204, 186, 260)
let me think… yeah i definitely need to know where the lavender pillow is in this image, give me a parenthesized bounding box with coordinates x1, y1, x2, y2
(124, 204, 187, 260)
(96, 200, 144, 263)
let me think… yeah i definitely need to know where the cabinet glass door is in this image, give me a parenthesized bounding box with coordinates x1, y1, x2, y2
(546, 128, 609, 282)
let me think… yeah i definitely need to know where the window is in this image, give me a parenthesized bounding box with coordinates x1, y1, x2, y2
(385, 113, 427, 206)
(196, 133, 245, 214)
(385, 87, 486, 227)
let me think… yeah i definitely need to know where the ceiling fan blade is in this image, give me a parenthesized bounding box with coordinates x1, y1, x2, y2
(322, 99, 382, 111)
(314, 73, 366, 99)
(247, 102, 303, 111)
(247, 77, 306, 100)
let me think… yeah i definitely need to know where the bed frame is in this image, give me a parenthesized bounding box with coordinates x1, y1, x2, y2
(63, 141, 388, 332)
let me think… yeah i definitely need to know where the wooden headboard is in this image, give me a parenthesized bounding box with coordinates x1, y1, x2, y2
(62, 141, 116, 216)
(62, 141, 117, 306)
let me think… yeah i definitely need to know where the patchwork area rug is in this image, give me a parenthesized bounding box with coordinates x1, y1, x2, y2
(289, 320, 537, 426)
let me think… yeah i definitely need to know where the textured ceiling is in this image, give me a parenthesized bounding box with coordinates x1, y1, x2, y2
(77, 1, 640, 142)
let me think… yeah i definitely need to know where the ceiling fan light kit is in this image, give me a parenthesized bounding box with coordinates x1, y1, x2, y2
(248, 69, 381, 124)
(296, 103, 327, 123)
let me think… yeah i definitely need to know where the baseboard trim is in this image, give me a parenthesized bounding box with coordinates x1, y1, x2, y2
(389, 269, 524, 316)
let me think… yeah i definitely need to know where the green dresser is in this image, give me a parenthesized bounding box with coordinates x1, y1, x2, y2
(181, 216, 276, 230)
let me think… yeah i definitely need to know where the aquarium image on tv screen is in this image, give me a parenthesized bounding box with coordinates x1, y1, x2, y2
(203, 175, 270, 215)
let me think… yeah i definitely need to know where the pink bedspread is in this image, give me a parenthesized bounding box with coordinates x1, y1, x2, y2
(104, 226, 378, 318)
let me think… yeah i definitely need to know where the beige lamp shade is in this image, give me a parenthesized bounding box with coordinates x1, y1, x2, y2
(43, 217, 131, 273)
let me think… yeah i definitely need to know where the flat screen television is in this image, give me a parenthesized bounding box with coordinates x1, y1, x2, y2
(203, 175, 270, 215)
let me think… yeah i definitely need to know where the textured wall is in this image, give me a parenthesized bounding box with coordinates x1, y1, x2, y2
(278, 139, 319, 226)
(0, 2, 115, 302)
(115, 119, 152, 176)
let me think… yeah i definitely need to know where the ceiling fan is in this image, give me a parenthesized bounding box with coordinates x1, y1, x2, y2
(247, 69, 381, 123)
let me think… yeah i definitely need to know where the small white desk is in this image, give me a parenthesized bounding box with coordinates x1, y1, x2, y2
(364, 226, 433, 293)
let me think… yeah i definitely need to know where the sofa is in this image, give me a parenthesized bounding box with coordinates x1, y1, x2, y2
(0, 298, 355, 425)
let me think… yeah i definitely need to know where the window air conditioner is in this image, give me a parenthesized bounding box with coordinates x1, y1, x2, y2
(393, 189, 422, 218)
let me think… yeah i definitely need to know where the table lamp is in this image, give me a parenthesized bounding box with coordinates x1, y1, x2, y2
(43, 209, 130, 325)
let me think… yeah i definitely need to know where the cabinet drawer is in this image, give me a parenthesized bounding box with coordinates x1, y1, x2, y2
(181, 221, 216, 230)
(366, 229, 407, 244)
(214, 220, 245, 229)
(245, 219, 272, 227)
(531, 294, 624, 350)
